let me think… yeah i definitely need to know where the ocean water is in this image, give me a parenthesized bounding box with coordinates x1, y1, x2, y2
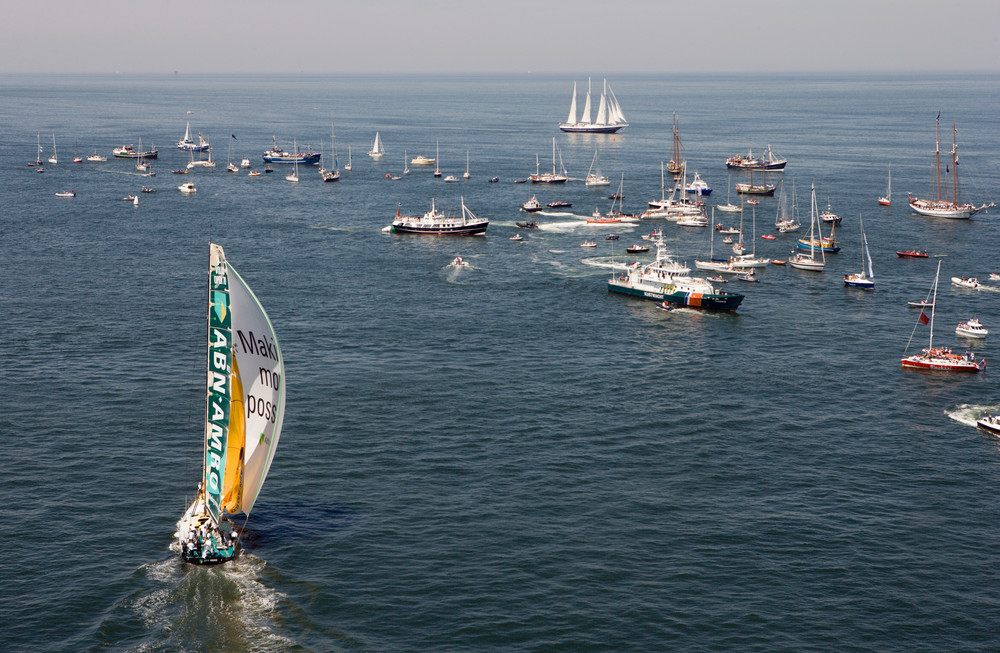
(2, 72, 1000, 652)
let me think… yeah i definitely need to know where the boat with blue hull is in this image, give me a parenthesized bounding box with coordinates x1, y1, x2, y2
(262, 136, 322, 165)
(607, 233, 744, 311)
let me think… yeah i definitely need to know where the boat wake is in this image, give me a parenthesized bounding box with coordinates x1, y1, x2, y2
(104, 556, 296, 651)
(946, 403, 1000, 428)
(581, 257, 630, 272)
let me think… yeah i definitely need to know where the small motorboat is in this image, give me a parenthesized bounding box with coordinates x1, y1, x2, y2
(122, 194, 136, 201)
(656, 301, 674, 312)
(450, 256, 469, 267)
(770, 260, 787, 266)
(956, 318, 988, 338)
(989, 273, 1000, 281)
(706, 276, 727, 283)
(248, 170, 261, 177)
(608, 193, 624, 200)
(141, 187, 156, 193)
(489, 177, 499, 183)
(952, 276, 980, 289)
(172, 169, 188, 174)
(513, 178, 527, 184)
(516, 221, 539, 229)
(510, 233, 523, 241)
(896, 250, 928, 258)
(264, 167, 273, 173)
(907, 300, 934, 308)
(72, 156, 83, 163)
(443, 175, 460, 183)
(736, 270, 760, 282)
(976, 413, 1000, 436)
(626, 244, 650, 254)
(580, 241, 597, 248)
(820, 204, 841, 223)
(761, 234, 777, 240)
(746, 198, 759, 205)
(178, 182, 197, 194)
(723, 236, 734, 244)
(547, 200, 572, 208)
(55, 190, 76, 198)
(606, 234, 619, 241)
(715, 223, 740, 234)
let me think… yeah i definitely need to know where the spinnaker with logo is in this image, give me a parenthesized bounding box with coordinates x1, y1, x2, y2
(174, 243, 286, 565)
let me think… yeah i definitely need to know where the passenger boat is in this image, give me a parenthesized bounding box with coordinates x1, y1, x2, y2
(952, 276, 980, 289)
(908, 113, 994, 219)
(113, 144, 158, 159)
(608, 232, 745, 311)
(896, 250, 928, 258)
(976, 414, 1000, 436)
(388, 198, 488, 236)
(521, 196, 543, 212)
(262, 136, 321, 165)
(725, 144, 786, 170)
(684, 171, 712, 196)
(901, 261, 983, 372)
(174, 243, 285, 565)
(956, 318, 987, 338)
(559, 77, 628, 133)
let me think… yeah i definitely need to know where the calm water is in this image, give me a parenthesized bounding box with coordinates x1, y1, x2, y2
(3, 73, 1000, 652)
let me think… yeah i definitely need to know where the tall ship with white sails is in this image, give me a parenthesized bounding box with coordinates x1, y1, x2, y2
(559, 78, 628, 134)
(174, 243, 286, 565)
(908, 112, 994, 219)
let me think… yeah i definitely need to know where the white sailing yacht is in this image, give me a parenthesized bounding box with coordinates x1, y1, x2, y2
(585, 149, 611, 187)
(844, 214, 875, 288)
(434, 141, 442, 178)
(320, 123, 341, 182)
(717, 173, 741, 213)
(345, 145, 352, 171)
(286, 139, 300, 182)
(48, 133, 58, 164)
(368, 131, 385, 159)
(175, 243, 286, 565)
(878, 164, 891, 206)
(788, 184, 826, 271)
(463, 150, 470, 179)
(529, 138, 568, 184)
(227, 135, 238, 172)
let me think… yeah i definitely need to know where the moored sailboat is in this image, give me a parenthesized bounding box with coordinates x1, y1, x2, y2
(175, 243, 286, 565)
(788, 184, 826, 271)
(843, 214, 875, 288)
(878, 164, 892, 206)
(368, 131, 385, 159)
(585, 149, 611, 187)
(908, 113, 993, 219)
(529, 138, 568, 183)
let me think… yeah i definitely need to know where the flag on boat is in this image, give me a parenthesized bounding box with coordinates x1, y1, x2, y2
(232, 134, 237, 140)
(919, 311, 930, 325)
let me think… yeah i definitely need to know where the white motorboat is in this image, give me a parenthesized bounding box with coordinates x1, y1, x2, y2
(976, 414, 1000, 436)
(178, 182, 197, 194)
(410, 154, 435, 166)
(86, 152, 107, 162)
(952, 276, 979, 289)
(956, 318, 987, 338)
(685, 171, 712, 196)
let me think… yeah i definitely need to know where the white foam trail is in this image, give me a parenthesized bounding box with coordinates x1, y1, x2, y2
(946, 403, 1000, 427)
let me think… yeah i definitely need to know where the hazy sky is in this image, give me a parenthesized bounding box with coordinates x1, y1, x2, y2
(3, 0, 998, 74)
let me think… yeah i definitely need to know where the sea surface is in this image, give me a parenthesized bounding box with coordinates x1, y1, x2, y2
(2, 72, 1000, 652)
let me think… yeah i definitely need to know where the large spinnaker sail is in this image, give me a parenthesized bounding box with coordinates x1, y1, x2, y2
(205, 244, 233, 523)
(227, 263, 285, 517)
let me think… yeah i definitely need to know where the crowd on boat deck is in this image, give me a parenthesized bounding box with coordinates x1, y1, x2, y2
(182, 522, 239, 561)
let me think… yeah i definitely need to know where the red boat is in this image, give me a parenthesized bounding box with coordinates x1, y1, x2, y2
(770, 260, 787, 266)
(897, 250, 928, 258)
(761, 234, 776, 240)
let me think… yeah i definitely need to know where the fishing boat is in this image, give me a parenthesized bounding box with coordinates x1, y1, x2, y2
(368, 131, 385, 159)
(521, 196, 543, 213)
(608, 231, 745, 311)
(820, 203, 841, 224)
(956, 318, 987, 339)
(529, 138, 568, 183)
(976, 414, 1000, 436)
(585, 149, 611, 187)
(178, 182, 197, 194)
(262, 136, 321, 165)
(388, 198, 488, 236)
(908, 113, 994, 218)
(843, 214, 875, 288)
(685, 171, 712, 196)
(48, 133, 58, 164)
(177, 122, 211, 151)
(788, 184, 826, 271)
(175, 243, 285, 565)
(113, 143, 158, 159)
(879, 165, 892, 206)
(559, 77, 628, 133)
(896, 249, 928, 258)
(951, 276, 979, 289)
(726, 145, 787, 170)
(901, 261, 983, 372)
(666, 113, 684, 176)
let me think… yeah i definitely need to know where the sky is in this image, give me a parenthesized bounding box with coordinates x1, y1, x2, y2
(2, 0, 998, 75)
